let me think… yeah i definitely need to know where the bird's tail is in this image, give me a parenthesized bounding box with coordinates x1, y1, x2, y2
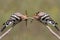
(54, 25, 60, 31)
(1, 26, 6, 32)
(48, 20, 60, 31)
(0, 20, 13, 32)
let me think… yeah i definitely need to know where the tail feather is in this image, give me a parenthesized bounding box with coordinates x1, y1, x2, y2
(54, 26, 60, 31)
(1, 26, 6, 32)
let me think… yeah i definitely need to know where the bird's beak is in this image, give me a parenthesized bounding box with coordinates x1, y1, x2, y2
(21, 15, 28, 21)
(33, 16, 39, 19)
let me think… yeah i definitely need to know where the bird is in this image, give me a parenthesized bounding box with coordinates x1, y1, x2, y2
(0, 12, 23, 32)
(34, 12, 60, 31)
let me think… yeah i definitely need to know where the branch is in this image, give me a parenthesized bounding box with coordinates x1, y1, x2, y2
(46, 26, 60, 39)
(0, 27, 12, 39)
(0, 17, 60, 40)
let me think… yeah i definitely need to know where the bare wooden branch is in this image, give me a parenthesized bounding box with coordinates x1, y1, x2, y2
(0, 27, 12, 39)
(0, 17, 60, 40)
(46, 26, 60, 39)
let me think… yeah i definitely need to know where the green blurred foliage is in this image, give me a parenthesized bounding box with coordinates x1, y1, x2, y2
(0, 0, 60, 40)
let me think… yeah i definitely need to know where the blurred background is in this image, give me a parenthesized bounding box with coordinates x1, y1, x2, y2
(0, 0, 60, 40)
